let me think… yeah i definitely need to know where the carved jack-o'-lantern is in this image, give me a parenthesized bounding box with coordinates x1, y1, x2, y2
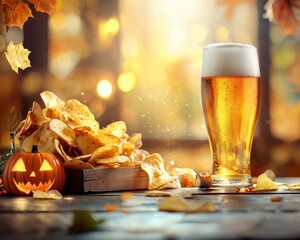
(3, 145, 65, 195)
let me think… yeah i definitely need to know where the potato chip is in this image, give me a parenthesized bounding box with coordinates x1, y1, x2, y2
(141, 153, 181, 190)
(95, 155, 129, 165)
(128, 133, 142, 149)
(169, 168, 197, 188)
(30, 102, 50, 127)
(254, 173, 279, 191)
(158, 196, 216, 213)
(22, 119, 76, 153)
(128, 149, 149, 165)
(64, 159, 94, 169)
(40, 91, 65, 109)
(75, 129, 120, 155)
(54, 139, 73, 162)
(88, 145, 119, 164)
(100, 121, 126, 138)
(119, 141, 135, 156)
(32, 189, 63, 200)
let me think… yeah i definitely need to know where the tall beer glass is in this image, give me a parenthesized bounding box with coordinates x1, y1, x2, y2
(200, 43, 261, 187)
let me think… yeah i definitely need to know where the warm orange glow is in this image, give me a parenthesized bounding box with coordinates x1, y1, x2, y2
(40, 159, 54, 171)
(98, 17, 120, 41)
(12, 158, 26, 172)
(30, 171, 36, 177)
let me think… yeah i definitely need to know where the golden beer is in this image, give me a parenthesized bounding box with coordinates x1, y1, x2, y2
(201, 43, 261, 187)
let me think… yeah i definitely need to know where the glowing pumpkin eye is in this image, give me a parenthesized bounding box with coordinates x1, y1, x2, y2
(39, 159, 53, 171)
(12, 158, 27, 172)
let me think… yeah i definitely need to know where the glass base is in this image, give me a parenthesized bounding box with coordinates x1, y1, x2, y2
(212, 174, 252, 188)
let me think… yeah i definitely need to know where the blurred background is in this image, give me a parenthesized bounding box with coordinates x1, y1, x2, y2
(0, 0, 299, 176)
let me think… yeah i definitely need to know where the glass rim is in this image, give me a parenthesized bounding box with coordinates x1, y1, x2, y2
(203, 43, 256, 51)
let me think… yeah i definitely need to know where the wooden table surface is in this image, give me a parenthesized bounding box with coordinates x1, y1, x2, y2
(1, 177, 300, 240)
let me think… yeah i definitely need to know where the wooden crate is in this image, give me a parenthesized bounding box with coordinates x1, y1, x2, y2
(63, 167, 149, 194)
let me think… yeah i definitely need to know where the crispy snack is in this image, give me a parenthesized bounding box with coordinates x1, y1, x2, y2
(88, 145, 119, 164)
(169, 167, 197, 188)
(141, 153, 181, 190)
(64, 159, 94, 169)
(14, 91, 182, 191)
(21, 119, 76, 153)
(254, 173, 279, 191)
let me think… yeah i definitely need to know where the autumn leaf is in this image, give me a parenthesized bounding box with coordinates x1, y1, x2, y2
(4, 41, 31, 73)
(28, 0, 57, 15)
(2, 0, 34, 29)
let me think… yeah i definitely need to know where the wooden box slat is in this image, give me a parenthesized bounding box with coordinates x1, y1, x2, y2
(63, 167, 149, 194)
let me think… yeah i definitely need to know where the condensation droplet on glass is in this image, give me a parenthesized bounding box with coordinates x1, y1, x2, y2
(141, 114, 146, 118)
(170, 160, 175, 166)
(81, 92, 85, 96)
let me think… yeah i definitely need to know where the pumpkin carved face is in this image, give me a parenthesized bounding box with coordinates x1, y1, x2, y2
(3, 146, 65, 195)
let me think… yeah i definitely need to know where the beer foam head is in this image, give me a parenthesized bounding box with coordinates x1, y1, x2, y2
(201, 43, 260, 77)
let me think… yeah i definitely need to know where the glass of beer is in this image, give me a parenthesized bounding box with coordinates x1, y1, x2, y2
(200, 43, 261, 187)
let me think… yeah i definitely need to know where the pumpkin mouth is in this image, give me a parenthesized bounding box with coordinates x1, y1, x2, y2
(12, 178, 55, 194)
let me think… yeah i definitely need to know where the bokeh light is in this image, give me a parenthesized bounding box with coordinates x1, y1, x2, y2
(98, 17, 120, 40)
(21, 72, 43, 96)
(118, 72, 136, 92)
(97, 80, 113, 99)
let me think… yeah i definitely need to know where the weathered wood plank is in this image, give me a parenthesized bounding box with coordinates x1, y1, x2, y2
(64, 167, 149, 194)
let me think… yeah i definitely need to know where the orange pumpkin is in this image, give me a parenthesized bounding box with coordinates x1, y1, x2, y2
(3, 145, 65, 195)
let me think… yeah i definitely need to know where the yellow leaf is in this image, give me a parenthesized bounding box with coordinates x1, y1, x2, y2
(4, 41, 31, 73)
(28, 0, 57, 15)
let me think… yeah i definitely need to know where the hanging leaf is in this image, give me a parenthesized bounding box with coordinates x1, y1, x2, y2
(28, 0, 57, 15)
(2, 0, 34, 29)
(4, 41, 31, 73)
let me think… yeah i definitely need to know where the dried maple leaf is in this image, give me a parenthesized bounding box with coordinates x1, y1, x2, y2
(4, 41, 31, 73)
(272, 0, 300, 35)
(28, 0, 57, 15)
(2, 0, 34, 29)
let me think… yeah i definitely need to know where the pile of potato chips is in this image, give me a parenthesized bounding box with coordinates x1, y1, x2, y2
(14, 91, 183, 190)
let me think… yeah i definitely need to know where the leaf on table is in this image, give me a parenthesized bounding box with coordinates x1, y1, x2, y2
(254, 173, 278, 191)
(28, 0, 57, 15)
(3, 0, 34, 29)
(158, 196, 216, 213)
(4, 41, 31, 73)
(68, 210, 104, 234)
(32, 190, 63, 200)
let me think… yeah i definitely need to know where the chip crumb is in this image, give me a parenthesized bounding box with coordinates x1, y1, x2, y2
(103, 203, 120, 212)
(119, 192, 134, 201)
(270, 196, 283, 202)
(196, 172, 212, 189)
